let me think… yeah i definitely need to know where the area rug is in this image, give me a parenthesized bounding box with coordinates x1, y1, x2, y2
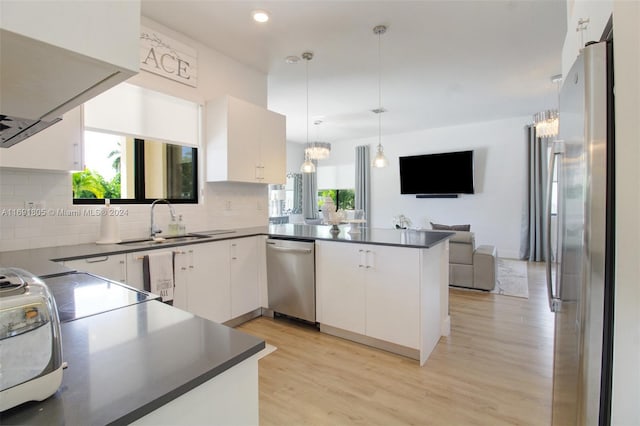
(492, 258, 529, 298)
(257, 343, 278, 360)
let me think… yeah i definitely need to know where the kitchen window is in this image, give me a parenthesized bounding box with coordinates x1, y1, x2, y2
(73, 130, 197, 204)
(317, 189, 355, 211)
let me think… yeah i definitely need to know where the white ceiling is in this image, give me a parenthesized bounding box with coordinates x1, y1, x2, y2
(141, 0, 567, 144)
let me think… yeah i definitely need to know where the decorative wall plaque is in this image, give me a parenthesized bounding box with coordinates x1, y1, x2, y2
(140, 25, 198, 87)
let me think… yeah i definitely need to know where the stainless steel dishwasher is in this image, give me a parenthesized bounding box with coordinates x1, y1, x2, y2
(266, 238, 316, 323)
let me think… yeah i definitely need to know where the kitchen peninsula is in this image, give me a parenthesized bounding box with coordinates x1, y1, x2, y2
(0, 224, 451, 423)
(268, 224, 452, 365)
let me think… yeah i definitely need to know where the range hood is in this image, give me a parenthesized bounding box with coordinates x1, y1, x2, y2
(0, 28, 137, 148)
(0, 115, 62, 148)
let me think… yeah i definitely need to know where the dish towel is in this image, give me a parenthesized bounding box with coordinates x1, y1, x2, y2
(143, 251, 175, 302)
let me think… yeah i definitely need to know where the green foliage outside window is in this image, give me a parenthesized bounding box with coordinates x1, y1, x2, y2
(72, 169, 121, 199)
(318, 189, 355, 211)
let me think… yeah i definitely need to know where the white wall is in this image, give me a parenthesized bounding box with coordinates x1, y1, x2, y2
(611, 1, 640, 423)
(0, 16, 269, 251)
(315, 115, 530, 258)
(285, 141, 305, 174)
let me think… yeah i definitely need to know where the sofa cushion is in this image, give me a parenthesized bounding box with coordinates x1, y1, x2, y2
(430, 222, 471, 231)
(448, 231, 474, 244)
(450, 240, 474, 265)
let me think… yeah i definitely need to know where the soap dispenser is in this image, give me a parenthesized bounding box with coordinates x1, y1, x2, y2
(178, 215, 186, 236)
(168, 216, 179, 237)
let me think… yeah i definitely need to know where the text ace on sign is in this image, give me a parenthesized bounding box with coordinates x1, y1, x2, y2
(140, 26, 198, 87)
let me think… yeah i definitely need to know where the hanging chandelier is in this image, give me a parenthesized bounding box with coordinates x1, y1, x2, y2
(305, 141, 331, 160)
(300, 51, 316, 173)
(533, 74, 562, 138)
(533, 109, 559, 138)
(372, 24, 388, 168)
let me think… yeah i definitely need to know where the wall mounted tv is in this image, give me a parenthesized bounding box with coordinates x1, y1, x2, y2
(399, 150, 474, 196)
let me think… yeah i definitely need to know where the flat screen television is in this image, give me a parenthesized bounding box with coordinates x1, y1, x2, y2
(399, 150, 474, 195)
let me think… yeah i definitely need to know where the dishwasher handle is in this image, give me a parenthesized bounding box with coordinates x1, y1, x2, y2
(266, 243, 313, 255)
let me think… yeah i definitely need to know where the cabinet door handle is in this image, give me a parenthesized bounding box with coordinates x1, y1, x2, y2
(359, 249, 366, 268)
(365, 250, 374, 269)
(85, 256, 109, 263)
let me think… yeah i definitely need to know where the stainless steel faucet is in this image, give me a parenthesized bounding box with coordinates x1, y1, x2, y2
(150, 199, 176, 238)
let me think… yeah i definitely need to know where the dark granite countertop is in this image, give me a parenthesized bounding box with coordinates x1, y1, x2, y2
(0, 225, 452, 277)
(0, 301, 265, 425)
(267, 224, 454, 249)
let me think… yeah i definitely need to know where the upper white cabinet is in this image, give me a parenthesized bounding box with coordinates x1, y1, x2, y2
(0, 107, 84, 171)
(206, 96, 286, 184)
(0, 1, 139, 121)
(561, 0, 612, 78)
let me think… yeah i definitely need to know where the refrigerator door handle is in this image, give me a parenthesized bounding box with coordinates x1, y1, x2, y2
(546, 140, 564, 312)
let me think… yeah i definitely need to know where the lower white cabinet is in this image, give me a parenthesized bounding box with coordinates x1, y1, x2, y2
(62, 254, 126, 283)
(64, 236, 261, 324)
(124, 248, 189, 312)
(229, 237, 260, 318)
(316, 241, 420, 349)
(185, 241, 231, 323)
(315, 241, 366, 335)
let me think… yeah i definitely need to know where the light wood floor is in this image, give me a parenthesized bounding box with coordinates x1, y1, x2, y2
(238, 262, 554, 425)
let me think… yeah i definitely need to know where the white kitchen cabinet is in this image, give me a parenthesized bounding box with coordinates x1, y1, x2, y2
(62, 253, 126, 283)
(124, 248, 188, 304)
(206, 96, 286, 184)
(0, 107, 84, 171)
(185, 241, 232, 323)
(315, 241, 366, 335)
(1, 1, 139, 121)
(230, 237, 260, 318)
(316, 241, 425, 351)
(125, 238, 260, 323)
(364, 245, 420, 349)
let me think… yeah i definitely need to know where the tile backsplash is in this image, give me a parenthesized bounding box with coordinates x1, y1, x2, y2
(0, 168, 268, 252)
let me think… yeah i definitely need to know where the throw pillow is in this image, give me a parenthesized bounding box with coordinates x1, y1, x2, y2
(430, 222, 471, 231)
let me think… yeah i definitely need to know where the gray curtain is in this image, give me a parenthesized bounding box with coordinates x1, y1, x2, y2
(355, 145, 371, 220)
(302, 162, 318, 219)
(520, 125, 548, 261)
(292, 173, 303, 214)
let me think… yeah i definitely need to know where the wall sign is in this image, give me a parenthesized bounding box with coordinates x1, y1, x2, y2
(140, 25, 198, 87)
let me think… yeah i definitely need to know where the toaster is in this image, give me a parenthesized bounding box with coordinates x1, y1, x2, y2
(0, 267, 64, 412)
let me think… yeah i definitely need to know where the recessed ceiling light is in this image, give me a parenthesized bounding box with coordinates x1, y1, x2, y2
(285, 55, 300, 64)
(252, 10, 270, 23)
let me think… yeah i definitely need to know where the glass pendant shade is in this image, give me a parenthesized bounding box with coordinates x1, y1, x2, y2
(300, 157, 316, 173)
(305, 142, 331, 160)
(534, 109, 559, 138)
(372, 145, 388, 168)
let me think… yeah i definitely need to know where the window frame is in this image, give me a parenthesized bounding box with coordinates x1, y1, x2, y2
(73, 138, 199, 205)
(317, 188, 355, 212)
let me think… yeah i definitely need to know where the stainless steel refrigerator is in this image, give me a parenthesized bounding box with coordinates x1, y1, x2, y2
(546, 39, 615, 425)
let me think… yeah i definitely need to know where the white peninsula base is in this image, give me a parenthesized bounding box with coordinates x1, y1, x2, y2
(316, 240, 450, 366)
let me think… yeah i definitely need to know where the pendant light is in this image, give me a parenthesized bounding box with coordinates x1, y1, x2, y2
(372, 24, 388, 168)
(533, 74, 562, 138)
(306, 119, 331, 160)
(300, 51, 316, 173)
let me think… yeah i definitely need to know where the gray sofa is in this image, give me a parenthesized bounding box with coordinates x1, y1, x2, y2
(448, 231, 497, 291)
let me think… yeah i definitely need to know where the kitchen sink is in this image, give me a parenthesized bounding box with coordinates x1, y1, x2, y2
(118, 234, 210, 247)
